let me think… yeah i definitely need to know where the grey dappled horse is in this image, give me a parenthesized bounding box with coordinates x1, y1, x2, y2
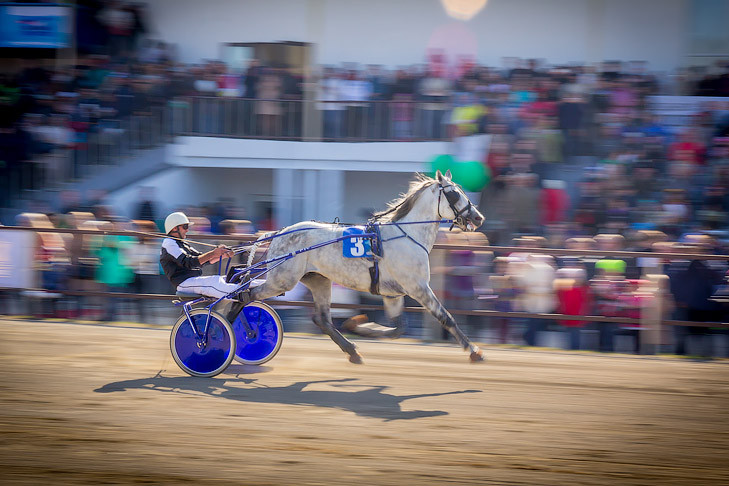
(244, 171, 486, 364)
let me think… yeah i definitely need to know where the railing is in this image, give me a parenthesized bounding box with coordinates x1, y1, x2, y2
(3, 105, 171, 205)
(2, 226, 727, 335)
(5, 96, 453, 206)
(174, 97, 452, 141)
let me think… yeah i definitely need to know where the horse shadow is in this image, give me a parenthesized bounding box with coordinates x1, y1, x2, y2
(94, 370, 481, 421)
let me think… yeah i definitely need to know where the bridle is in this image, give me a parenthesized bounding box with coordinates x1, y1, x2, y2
(437, 182, 472, 230)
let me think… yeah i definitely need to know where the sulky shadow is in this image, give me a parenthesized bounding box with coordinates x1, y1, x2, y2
(95, 374, 481, 421)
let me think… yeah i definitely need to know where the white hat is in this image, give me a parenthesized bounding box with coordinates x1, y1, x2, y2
(164, 212, 192, 234)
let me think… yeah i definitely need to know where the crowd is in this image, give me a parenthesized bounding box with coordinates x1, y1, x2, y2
(434, 229, 728, 357)
(3, 4, 729, 206)
(2, 0, 729, 355)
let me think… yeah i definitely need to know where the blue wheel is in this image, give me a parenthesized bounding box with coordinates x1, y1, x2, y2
(170, 309, 236, 377)
(231, 301, 283, 365)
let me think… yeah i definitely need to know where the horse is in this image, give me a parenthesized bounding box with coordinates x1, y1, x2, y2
(242, 170, 486, 364)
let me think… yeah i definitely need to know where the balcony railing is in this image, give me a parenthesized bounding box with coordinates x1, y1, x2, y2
(174, 97, 453, 141)
(4, 97, 453, 206)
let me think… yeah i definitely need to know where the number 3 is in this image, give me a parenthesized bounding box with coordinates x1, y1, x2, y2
(351, 237, 365, 257)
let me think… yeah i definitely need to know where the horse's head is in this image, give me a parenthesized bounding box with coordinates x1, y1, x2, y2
(435, 170, 485, 232)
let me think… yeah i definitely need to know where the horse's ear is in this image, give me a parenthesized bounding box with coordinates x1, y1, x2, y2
(435, 170, 443, 181)
(444, 169, 452, 180)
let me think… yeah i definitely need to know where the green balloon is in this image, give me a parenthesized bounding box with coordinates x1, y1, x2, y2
(430, 154, 454, 177)
(450, 161, 490, 192)
(595, 259, 626, 275)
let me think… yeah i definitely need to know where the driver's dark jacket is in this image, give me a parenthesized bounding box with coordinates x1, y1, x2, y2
(160, 238, 203, 287)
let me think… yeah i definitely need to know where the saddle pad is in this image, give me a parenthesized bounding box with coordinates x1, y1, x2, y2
(342, 227, 372, 258)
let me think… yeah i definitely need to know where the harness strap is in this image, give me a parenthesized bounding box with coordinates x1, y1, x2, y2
(369, 263, 380, 295)
(381, 222, 430, 254)
(364, 222, 383, 295)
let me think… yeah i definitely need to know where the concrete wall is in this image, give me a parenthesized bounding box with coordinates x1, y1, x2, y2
(106, 166, 273, 224)
(106, 137, 435, 228)
(146, 0, 690, 71)
(171, 137, 445, 172)
(107, 164, 425, 228)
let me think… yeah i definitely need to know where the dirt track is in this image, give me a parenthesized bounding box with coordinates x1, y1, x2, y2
(1, 318, 728, 485)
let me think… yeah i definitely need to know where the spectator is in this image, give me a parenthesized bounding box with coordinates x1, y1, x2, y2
(488, 256, 519, 343)
(340, 69, 371, 139)
(95, 219, 135, 322)
(669, 241, 724, 358)
(554, 266, 590, 350)
(130, 221, 161, 323)
(318, 67, 344, 139)
(97, 1, 134, 58)
(134, 186, 159, 228)
(511, 253, 556, 347)
(256, 68, 283, 137)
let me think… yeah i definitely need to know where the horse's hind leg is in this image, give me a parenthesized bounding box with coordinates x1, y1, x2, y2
(342, 296, 407, 338)
(300, 273, 363, 364)
(409, 284, 485, 362)
(383, 296, 407, 337)
(247, 262, 304, 303)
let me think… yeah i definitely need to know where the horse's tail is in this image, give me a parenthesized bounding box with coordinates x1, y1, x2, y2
(245, 231, 277, 279)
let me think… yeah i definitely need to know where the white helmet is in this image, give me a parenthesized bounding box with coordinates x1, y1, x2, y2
(164, 211, 192, 234)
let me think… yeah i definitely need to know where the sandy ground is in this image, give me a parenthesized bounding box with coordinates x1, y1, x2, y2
(0, 318, 728, 485)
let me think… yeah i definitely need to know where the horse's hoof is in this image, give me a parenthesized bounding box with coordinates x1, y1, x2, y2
(342, 314, 368, 333)
(349, 352, 364, 364)
(470, 349, 486, 363)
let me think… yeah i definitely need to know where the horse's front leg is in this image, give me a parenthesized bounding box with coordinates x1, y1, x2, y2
(410, 285, 486, 362)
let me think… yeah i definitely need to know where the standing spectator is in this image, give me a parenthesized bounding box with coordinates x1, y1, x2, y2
(281, 67, 303, 138)
(535, 116, 564, 169)
(590, 254, 627, 352)
(256, 68, 282, 137)
(668, 129, 706, 166)
(366, 65, 388, 139)
(242, 59, 261, 135)
(503, 172, 540, 237)
(134, 186, 158, 228)
(541, 179, 569, 226)
(418, 67, 452, 138)
(669, 242, 724, 358)
(318, 67, 344, 139)
(130, 221, 161, 323)
(128, 2, 150, 53)
(243, 59, 261, 99)
(193, 70, 218, 134)
(660, 189, 690, 238)
(340, 69, 371, 139)
(488, 256, 519, 343)
(96, 219, 135, 322)
(97, 1, 134, 58)
(558, 93, 586, 158)
(554, 266, 590, 350)
(512, 253, 556, 346)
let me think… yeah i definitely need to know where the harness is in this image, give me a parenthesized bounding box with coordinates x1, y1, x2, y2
(438, 182, 472, 230)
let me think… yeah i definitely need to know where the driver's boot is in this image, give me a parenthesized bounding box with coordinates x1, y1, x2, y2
(226, 300, 246, 323)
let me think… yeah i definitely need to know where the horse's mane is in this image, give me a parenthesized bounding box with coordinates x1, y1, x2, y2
(371, 173, 438, 223)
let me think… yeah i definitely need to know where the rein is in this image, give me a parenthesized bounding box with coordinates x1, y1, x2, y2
(375, 219, 452, 254)
(122, 229, 219, 248)
(136, 182, 467, 257)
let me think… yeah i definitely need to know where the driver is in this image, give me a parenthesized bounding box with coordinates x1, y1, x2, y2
(160, 211, 246, 306)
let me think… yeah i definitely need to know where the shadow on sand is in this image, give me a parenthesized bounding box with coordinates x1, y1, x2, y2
(95, 367, 481, 421)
